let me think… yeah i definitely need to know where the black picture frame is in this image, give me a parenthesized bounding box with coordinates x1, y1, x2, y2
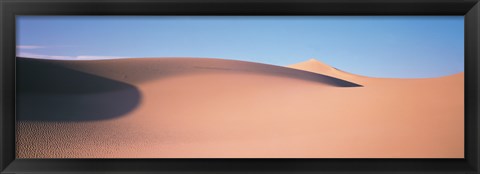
(1, 0, 479, 173)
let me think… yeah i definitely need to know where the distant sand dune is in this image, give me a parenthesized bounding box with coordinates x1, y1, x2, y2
(16, 57, 464, 158)
(288, 58, 364, 82)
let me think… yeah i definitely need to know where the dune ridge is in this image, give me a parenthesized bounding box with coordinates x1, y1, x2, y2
(16, 57, 464, 158)
(21, 57, 361, 87)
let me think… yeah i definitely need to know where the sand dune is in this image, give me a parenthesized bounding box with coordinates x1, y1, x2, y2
(288, 58, 367, 83)
(16, 57, 464, 158)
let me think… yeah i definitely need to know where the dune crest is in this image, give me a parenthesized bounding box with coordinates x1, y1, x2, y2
(292, 58, 336, 71)
(17, 57, 362, 87)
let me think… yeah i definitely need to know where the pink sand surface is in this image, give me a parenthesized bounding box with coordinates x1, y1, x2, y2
(16, 57, 464, 158)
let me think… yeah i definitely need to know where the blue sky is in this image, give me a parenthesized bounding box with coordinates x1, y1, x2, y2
(17, 16, 464, 78)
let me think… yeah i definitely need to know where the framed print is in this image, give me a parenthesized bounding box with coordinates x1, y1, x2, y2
(1, 0, 479, 173)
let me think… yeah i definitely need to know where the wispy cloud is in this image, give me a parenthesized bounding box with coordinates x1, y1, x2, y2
(17, 52, 128, 60)
(76, 56, 128, 60)
(17, 45, 46, 49)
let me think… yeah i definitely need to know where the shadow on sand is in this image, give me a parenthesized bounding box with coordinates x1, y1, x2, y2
(16, 58, 141, 121)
